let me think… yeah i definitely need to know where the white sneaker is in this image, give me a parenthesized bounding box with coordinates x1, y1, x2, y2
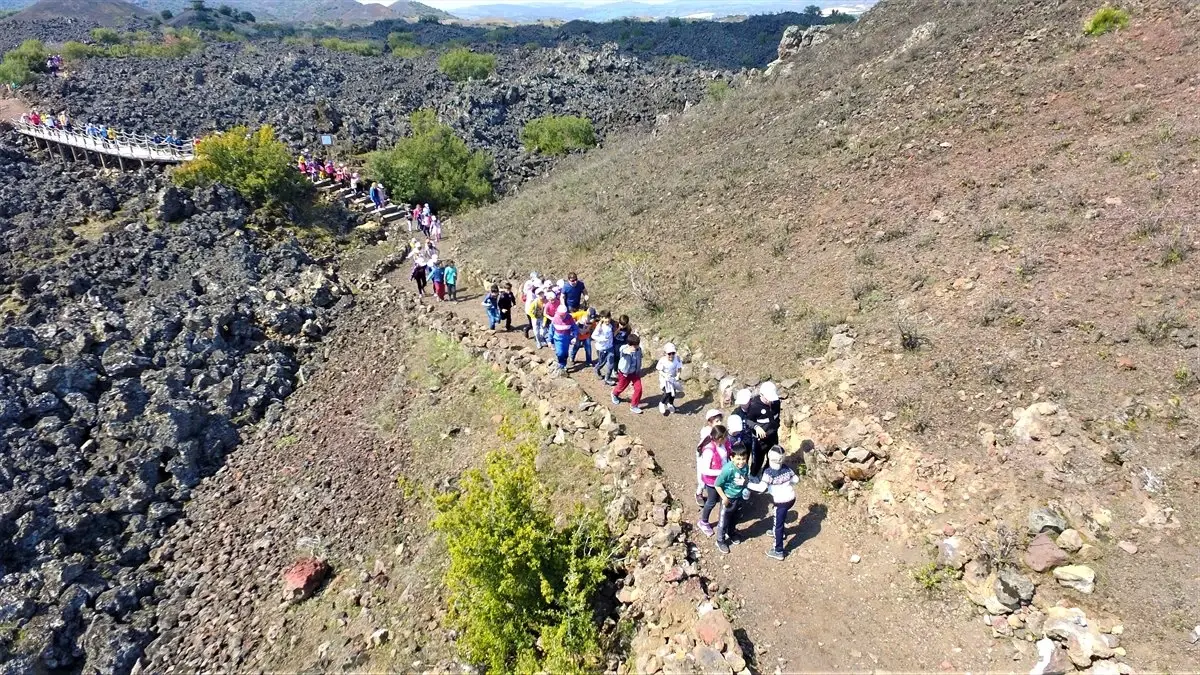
(658, 402, 667, 415)
(668, 404, 676, 414)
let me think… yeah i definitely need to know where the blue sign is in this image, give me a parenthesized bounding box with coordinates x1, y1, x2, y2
(320, 134, 334, 146)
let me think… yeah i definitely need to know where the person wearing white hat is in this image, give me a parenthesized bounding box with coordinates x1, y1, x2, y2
(745, 382, 782, 477)
(655, 343, 683, 416)
(749, 446, 800, 560)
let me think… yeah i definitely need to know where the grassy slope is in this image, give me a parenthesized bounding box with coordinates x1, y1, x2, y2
(455, 0, 1199, 462)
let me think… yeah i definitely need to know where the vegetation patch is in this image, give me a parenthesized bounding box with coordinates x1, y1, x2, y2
(521, 115, 597, 156)
(387, 31, 426, 58)
(433, 431, 612, 672)
(173, 125, 309, 205)
(318, 38, 381, 56)
(1084, 5, 1130, 36)
(0, 40, 48, 86)
(439, 48, 497, 82)
(63, 28, 205, 61)
(366, 110, 494, 213)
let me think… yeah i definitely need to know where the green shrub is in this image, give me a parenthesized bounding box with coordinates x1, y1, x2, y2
(367, 110, 493, 212)
(521, 115, 597, 156)
(173, 125, 308, 205)
(62, 41, 104, 61)
(387, 31, 425, 58)
(1084, 5, 1130, 36)
(433, 443, 611, 672)
(90, 27, 123, 45)
(707, 80, 731, 102)
(318, 37, 380, 56)
(0, 40, 49, 86)
(439, 47, 496, 82)
(160, 8, 174, 19)
(419, 14, 442, 23)
(665, 54, 690, 64)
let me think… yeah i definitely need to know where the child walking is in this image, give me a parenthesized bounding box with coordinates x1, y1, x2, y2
(714, 445, 751, 554)
(696, 425, 731, 537)
(571, 308, 597, 367)
(444, 261, 458, 301)
(498, 282, 517, 331)
(655, 343, 684, 416)
(749, 447, 801, 561)
(591, 311, 613, 380)
(611, 333, 644, 414)
(410, 262, 427, 297)
(482, 284, 501, 330)
(696, 409, 724, 505)
(550, 306, 578, 372)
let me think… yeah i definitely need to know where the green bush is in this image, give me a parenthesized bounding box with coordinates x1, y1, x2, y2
(61, 29, 203, 61)
(387, 31, 426, 58)
(439, 47, 496, 82)
(0, 40, 48, 86)
(173, 126, 308, 205)
(318, 37, 380, 56)
(367, 110, 493, 212)
(90, 27, 123, 45)
(1084, 5, 1130, 36)
(433, 443, 611, 673)
(521, 115, 597, 156)
(419, 14, 442, 23)
(707, 80, 731, 102)
(62, 41, 104, 61)
(160, 9, 173, 19)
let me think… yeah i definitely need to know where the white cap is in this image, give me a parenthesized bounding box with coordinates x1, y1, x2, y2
(663, 342, 676, 354)
(728, 415, 743, 433)
(734, 388, 752, 405)
(759, 381, 779, 402)
(768, 447, 784, 468)
(705, 409, 723, 421)
(545, 291, 557, 301)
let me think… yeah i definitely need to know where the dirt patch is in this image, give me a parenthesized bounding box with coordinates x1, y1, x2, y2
(0, 96, 30, 121)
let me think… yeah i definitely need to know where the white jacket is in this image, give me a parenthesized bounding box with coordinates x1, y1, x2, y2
(656, 355, 683, 394)
(592, 322, 613, 350)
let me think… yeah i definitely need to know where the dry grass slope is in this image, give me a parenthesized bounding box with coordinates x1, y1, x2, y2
(453, 0, 1200, 665)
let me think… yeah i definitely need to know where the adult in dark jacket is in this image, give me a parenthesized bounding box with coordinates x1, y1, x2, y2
(745, 382, 782, 477)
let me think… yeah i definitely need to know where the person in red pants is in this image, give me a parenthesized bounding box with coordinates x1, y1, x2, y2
(611, 334, 644, 414)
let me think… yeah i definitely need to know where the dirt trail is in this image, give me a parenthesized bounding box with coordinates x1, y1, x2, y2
(423, 290, 1009, 672)
(0, 95, 30, 120)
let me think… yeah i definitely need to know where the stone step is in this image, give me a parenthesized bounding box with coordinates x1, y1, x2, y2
(381, 211, 406, 223)
(313, 179, 334, 189)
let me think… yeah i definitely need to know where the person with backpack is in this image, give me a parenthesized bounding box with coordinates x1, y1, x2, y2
(550, 305, 578, 372)
(429, 261, 446, 301)
(655, 343, 684, 416)
(482, 285, 502, 330)
(611, 333, 644, 414)
(695, 409, 724, 504)
(571, 307, 597, 367)
(590, 310, 614, 378)
(524, 285, 545, 345)
(696, 425, 731, 537)
(410, 261, 428, 297)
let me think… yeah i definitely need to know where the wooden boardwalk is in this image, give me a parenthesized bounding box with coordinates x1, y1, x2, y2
(12, 119, 195, 167)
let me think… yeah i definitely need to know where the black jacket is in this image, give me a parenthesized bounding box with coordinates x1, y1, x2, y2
(746, 397, 781, 436)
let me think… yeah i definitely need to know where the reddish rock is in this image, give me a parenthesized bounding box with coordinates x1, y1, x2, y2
(1024, 533, 1069, 572)
(1117, 357, 1136, 371)
(283, 557, 331, 601)
(663, 566, 686, 583)
(696, 608, 734, 647)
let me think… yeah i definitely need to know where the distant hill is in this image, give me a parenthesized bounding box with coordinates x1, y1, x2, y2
(127, 0, 452, 24)
(11, 0, 151, 24)
(449, 1, 873, 22)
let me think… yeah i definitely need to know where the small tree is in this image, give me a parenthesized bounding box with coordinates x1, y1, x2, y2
(367, 110, 493, 212)
(161, 9, 174, 19)
(217, 4, 234, 16)
(239, 10, 256, 23)
(439, 47, 496, 82)
(433, 444, 611, 672)
(189, 0, 208, 11)
(803, 4, 822, 15)
(0, 40, 48, 86)
(521, 115, 596, 156)
(173, 126, 308, 205)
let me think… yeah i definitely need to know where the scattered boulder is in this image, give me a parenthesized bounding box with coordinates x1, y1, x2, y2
(1042, 606, 1115, 666)
(283, 558, 331, 602)
(1053, 565, 1096, 594)
(1025, 533, 1070, 572)
(1028, 506, 1068, 535)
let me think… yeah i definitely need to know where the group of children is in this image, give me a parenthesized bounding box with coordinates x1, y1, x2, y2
(407, 203, 442, 242)
(694, 383, 797, 559)
(473, 270, 804, 559)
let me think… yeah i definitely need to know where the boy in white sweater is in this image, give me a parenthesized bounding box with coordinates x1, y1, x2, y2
(749, 446, 801, 561)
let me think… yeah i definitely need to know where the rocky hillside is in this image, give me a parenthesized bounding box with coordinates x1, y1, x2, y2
(24, 40, 716, 192)
(10, 0, 150, 24)
(449, 0, 1199, 667)
(0, 129, 358, 673)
